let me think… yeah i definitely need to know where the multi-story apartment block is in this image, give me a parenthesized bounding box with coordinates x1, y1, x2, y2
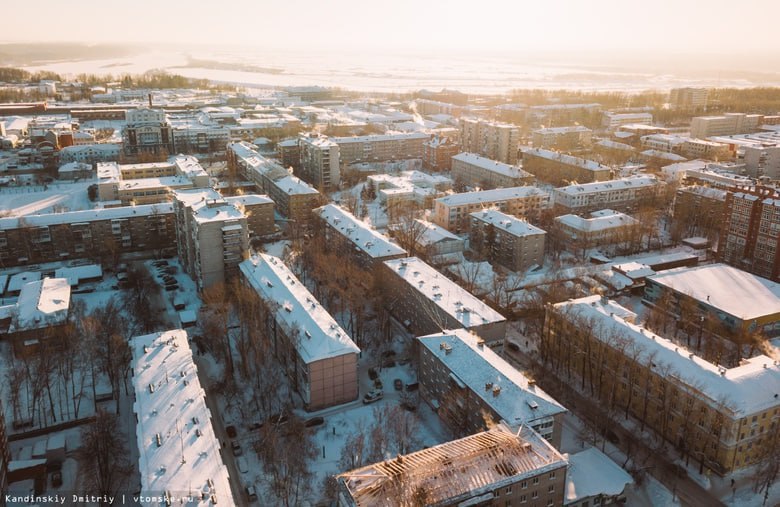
(338, 423, 567, 507)
(551, 175, 662, 214)
(419, 328, 566, 445)
(57, 143, 121, 164)
(433, 187, 550, 233)
(640, 134, 686, 153)
(422, 135, 459, 171)
(122, 107, 174, 156)
(313, 204, 407, 269)
(222, 194, 275, 239)
(681, 138, 730, 160)
(451, 152, 534, 190)
(381, 257, 506, 344)
(470, 209, 546, 272)
(173, 189, 250, 290)
(532, 126, 593, 150)
(171, 123, 229, 154)
(671, 185, 727, 242)
(240, 254, 360, 410)
(527, 103, 601, 126)
(553, 209, 639, 252)
(719, 187, 780, 281)
(669, 87, 709, 109)
(368, 171, 452, 213)
(331, 132, 428, 164)
(277, 138, 301, 170)
(602, 112, 653, 129)
(410, 219, 466, 259)
(643, 264, 780, 339)
(690, 113, 764, 139)
(0, 204, 175, 268)
(545, 295, 780, 475)
(227, 141, 320, 226)
(744, 145, 780, 179)
(522, 148, 612, 185)
(459, 118, 520, 164)
(96, 155, 210, 205)
(299, 134, 340, 190)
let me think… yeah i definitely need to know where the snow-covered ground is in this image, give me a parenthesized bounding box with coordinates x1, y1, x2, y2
(0, 180, 95, 216)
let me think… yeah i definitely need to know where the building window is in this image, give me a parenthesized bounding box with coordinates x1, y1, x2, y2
(533, 477, 539, 485)
(505, 487, 512, 496)
(548, 485, 555, 493)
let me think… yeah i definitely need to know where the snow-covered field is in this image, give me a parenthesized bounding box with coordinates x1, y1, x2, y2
(0, 180, 94, 216)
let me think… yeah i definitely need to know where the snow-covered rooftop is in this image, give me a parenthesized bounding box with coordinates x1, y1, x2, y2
(564, 447, 633, 503)
(523, 148, 610, 172)
(641, 149, 687, 162)
(0, 203, 173, 230)
(555, 209, 638, 232)
(131, 330, 234, 506)
(315, 204, 406, 259)
(533, 125, 591, 134)
(54, 264, 103, 286)
(648, 264, 780, 321)
(553, 296, 780, 416)
(173, 189, 246, 224)
(240, 254, 360, 364)
(274, 175, 320, 196)
(7, 271, 42, 293)
(419, 329, 565, 426)
(339, 424, 566, 507)
(413, 219, 462, 247)
(331, 132, 428, 144)
(470, 209, 546, 237)
(383, 257, 505, 328)
(452, 152, 533, 179)
(554, 175, 658, 196)
(436, 186, 549, 207)
(11, 277, 70, 332)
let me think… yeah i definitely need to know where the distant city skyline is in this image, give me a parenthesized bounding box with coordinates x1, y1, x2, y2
(4, 0, 780, 53)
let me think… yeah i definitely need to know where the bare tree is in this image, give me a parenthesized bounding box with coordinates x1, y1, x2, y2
(78, 409, 133, 505)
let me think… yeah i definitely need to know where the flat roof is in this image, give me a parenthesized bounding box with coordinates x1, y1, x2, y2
(648, 264, 780, 321)
(565, 448, 633, 503)
(240, 254, 360, 363)
(54, 264, 103, 286)
(131, 330, 233, 506)
(331, 132, 428, 144)
(452, 152, 533, 179)
(436, 186, 549, 207)
(0, 203, 173, 230)
(315, 204, 406, 259)
(470, 209, 546, 237)
(12, 277, 70, 332)
(419, 329, 565, 426)
(555, 210, 638, 232)
(383, 257, 505, 328)
(523, 148, 610, 172)
(554, 175, 658, 196)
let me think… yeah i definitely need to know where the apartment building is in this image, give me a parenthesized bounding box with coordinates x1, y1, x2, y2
(719, 187, 780, 281)
(96, 155, 210, 205)
(58, 143, 121, 164)
(470, 209, 546, 272)
(313, 204, 407, 269)
(459, 118, 520, 164)
(553, 209, 639, 252)
(640, 134, 686, 153)
(368, 171, 452, 213)
(130, 330, 234, 506)
(419, 329, 566, 445)
(433, 186, 550, 233)
(669, 87, 709, 109)
(227, 141, 320, 226)
(173, 189, 250, 290)
(381, 257, 506, 344)
(122, 107, 174, 156)
(331, 132, 428, 164)
(299, 134, 340, 190)
(527, 103, 601, 126)
(0, 204, 175, 268)
(643, 264, 780, 339)
(602, 112, 653, 129)
(690, 113, 764, 139)
(551, 175, 662, 214)
(277, 138, 301, 170)
(422, 135, 459, 171)
(338, 424, 567, 507)
(681, 138, 730, 160)
(3, 277, 71, 354)
(451, 152, 534, 190)
(532, 126, 593, 150)
(744, 145, 780, 179)
(240, 254, 360, 410)
(522, 148, 612, 185)
(545, 295, 780, 475)
(222, 194, 275, 239)
(671, 185, 726, 242)
(409, 219, 466, 259)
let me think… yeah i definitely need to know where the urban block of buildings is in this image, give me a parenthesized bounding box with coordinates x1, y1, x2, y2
(367, 170, 452, 212)
(382, 257, 506, 343)
(331, 132, 428, 165)
(545, 295, 780, 474)
(470, 209, 546, 272)
(551, 175, 661, 214)
(240, 254, 360, 410)
(451, 152, 534, 190)
(459, 118, 520, 164)
(433, 186, 550, 233)
(691, 113, 764, 139)
(130, 330, 234, 506)
(522, 148, 612, 185)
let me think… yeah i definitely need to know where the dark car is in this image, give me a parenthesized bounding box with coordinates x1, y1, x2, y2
(304, 416, 325, 428)
(368, 368, 378, 380)
(226, 425, 237, 438)
(164, 284, 178, 291)
(393, 378, 403, 391)
(231, 440, 243, 456)
(405, 382, 419, 392)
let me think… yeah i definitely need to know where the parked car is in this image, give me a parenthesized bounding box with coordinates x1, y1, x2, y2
(304, 416, 325, 428)
(393, 378, 403, 391)
(246, 485, 258, 502)
(362, 390, 383, 404)
(226, 425, 237, 438)
(405, 382, 419, 392)
(236, 456, 249, 473)
(368, 367, 378, 380)
(231, 441, 242, 456)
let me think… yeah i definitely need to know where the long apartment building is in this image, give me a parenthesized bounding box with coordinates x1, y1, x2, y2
(0, 204, 175, 267)
(96, 155, 210, 205)
(691, 113, 765, 139)
(545, 295, 780, 475)
(532, 125, 593, 150)
(470, 209, 546, 272)
(551, 175, 662, 214)
(451, 152, 534, 190)
(330, 132, 428, 164)
(433, 186, 550, 233)
(299, 134, 340, 190)
(719, 187, 780, 281)
(419, 329, 566, 446)
(602, 111, 653, 129)
(338, 423, 567, 507)
(459, 118, 520, 164)
(381, 257, 506, 344)
(553, 209, 639, 252)
(522, 148, 612, 185)
(240, 254, 360, 410)
(173, 189, 251, 290)
(669, 87, 709, 109)
(313, 204, 407, 269)
(227, 141, 320, 226)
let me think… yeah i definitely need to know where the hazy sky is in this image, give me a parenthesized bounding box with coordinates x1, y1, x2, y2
(3, 0, 778, 53)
